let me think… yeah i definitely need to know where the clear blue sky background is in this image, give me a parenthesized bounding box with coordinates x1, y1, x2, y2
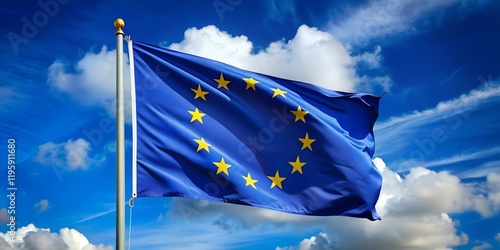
(1, 0, 500, 249)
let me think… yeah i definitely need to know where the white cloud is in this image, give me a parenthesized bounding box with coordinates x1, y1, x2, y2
(354, 45, 382, 69)
(375, 156, 497, 215)
(375, 82, 500, 163)
(379, 165, 494, 217)
(276, 232, 338, 250)
(353, 45, 393, 93)
(35, 199, 50, 213)
(167, 157, 500, 249)
(169, 25, 354, 92)
(376, 83, 500, 131)
(47, 46, 131, 120)
(0, 223, 112, 250)
(460, 160, 500, 179)
(414, 147, 500, 170)
(357, 75, 393, 93)
(472, 242, 492, 250)
(48, 25, 391, 118)
(169, 25, 390, 93)
(328, 0, 465, 45)
(495, 233, 500, 242)
(34, 138, 104, 170)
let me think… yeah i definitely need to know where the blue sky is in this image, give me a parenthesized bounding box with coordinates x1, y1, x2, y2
(1, 0, 500, 249)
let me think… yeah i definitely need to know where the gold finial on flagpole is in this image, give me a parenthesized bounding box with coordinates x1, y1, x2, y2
(114, 18, 125, 35)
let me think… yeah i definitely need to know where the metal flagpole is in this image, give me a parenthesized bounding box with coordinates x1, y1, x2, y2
(114, 18, 126, 250)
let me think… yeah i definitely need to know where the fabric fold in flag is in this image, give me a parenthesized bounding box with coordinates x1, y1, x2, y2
(132, 41, 382, 220)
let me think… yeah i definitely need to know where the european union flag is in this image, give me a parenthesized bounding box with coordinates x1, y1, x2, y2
(132, 41, 382, 220)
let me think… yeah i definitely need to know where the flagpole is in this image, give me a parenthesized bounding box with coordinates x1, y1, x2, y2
(114, 18, 126, 250)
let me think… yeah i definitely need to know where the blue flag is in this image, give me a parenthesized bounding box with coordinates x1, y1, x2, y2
(132, 41, 382, 220)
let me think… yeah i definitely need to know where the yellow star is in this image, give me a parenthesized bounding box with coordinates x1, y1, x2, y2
(289, 156, 307, 174)
(193, 137, 211, 152)
(242, 77, 259, 90)
(190, 84, 209, 101)
(213, 72, 230, 90)
(291, 106, 309, 123)
(298, 133, 315, 151)
(213, 157, 231, 176)
(271, 88, 287, 98)
(242, 173, 258, 190)
(188, 108, 206, 124)
(267, 170, 286, 189)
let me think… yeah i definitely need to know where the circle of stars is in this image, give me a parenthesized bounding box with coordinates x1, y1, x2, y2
(188, 72, 315, 191)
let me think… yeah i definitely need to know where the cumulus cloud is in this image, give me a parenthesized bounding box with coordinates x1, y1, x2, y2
(48, 25, 391, 117)
(166, 157, 499, 249)
(169, 25, 355, 91)
(34, 138, 104, 170)
(277, 232, 338, 250)
(35, 199, 50, 213)
(169, 24, 390, 93)
(47, 46, 131, 119)
(0, 223, 112, 250)
(496, 233, 500, 242)
(378, 163, 494, 217)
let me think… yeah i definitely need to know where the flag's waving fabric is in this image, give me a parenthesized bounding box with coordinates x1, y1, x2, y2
(132, 41, 382, 220)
